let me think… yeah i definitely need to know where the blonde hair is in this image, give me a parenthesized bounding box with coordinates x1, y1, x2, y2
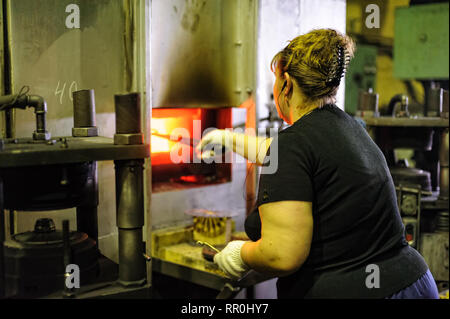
(271, 29, 355, 107)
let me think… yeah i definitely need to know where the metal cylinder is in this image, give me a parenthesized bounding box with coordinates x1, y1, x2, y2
(442, 90, 449, 119)
(35, 111, 46, 134)
(76, 161, 99, 245)
(114, 93, 142, 134)
(73, 90, 96, 128)
(0, 179, 5, 297)
(357, 89, 379, 117)
(72, 90, 98, 137)
(439, 129, 449, 199)
(440, 129, 449, 166)
(427, 88, 443, 117)
(115, 159, 145, 286)
(115, 160, 144, 228)
(118, 228, 146, 286)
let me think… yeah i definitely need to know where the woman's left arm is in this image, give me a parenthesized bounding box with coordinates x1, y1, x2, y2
(241, 200, 313, 276)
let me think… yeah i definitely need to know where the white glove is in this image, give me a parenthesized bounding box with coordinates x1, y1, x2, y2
(214, 240, 250, 279)
(195, 129, 233, 160)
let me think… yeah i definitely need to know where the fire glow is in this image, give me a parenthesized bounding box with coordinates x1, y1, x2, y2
(150, 108, 203, 165)
(150, 107, 232, 190)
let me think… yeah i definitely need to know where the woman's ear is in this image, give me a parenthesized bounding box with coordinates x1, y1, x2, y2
(283, 72, 293, 96)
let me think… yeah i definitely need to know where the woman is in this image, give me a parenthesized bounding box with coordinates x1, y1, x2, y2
(196, 29, 439, 299)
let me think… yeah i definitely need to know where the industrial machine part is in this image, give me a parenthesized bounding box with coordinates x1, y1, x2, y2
(0, 87, 50, 141)
(388, 94, 409, 118)
(114, 93, 146, 287)
(439, 129, 449, 200)
(390, 166, 432, 192)
(363, 110, 449, 288)
(356, 88, 379, 118)
(441, 90, 449, 119)
(396, 186, 423, 249)
(0, 179, 4, 297)
(426, 87, 444, 117)
(186, 209, 235, 246)
(72, 90, 98, 137)
(114, 93, 144, 145)
(420, 228, 449, 282)
(403, 217, 419, 247)
(3, 218, 98, 298)
(0, 89, 150, 298)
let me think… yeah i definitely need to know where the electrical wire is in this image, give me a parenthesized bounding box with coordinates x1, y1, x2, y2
(0, 85, 30, 111)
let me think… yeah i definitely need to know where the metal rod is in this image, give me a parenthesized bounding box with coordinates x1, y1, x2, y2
(113, 92, 146, 286)
(76, 162, 99, 245)
(196, 240, 220, 253)
(115, 159, 146, 286)
(0, 178, 5, 297)
(62, 219, 75, 298)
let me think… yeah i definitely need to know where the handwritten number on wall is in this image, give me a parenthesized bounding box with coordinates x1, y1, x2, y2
(55, 81, 78, 104)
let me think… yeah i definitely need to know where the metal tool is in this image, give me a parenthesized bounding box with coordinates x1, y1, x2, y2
(196, 240, 220, 253)
(151, 130, 228, 156)
(151, 129, 199, 148)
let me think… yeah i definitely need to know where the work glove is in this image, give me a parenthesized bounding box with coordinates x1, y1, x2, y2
(195, 129, 232, 160)
(214, 240, 250, 279)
